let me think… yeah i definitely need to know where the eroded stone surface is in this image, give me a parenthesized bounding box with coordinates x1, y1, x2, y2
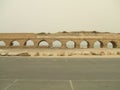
(0, 31, 120, 48)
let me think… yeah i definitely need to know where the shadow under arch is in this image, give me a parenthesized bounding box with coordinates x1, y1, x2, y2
(0, 41, 6, 46)
(25, 39, 34, 46)
(52, 40, 62, 48)
(39, 40, 49, 48)
(66, 40, 76, 49)
(80, 40, 89, 48)
(10, 40, 20, 46)
(93, 40, 103, 48)
(107, 41, 117, 48)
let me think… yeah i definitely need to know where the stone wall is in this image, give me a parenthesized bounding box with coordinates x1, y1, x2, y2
(0, 33, 35, 39)
(0, 32, 120, 48)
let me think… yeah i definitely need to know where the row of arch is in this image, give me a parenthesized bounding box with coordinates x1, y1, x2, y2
(0, 40, 117, 48)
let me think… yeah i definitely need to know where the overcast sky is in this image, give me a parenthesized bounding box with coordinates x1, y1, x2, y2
(0, 0, 120, 33)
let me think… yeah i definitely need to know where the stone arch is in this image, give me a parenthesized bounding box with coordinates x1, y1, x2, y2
(0, 41, 6, 46)
(107, 41, 117, 48)
(25, 40, 34, 46)
(52, 40, 62, 48)
(93, 41, 103, 48)
(66, 40, 76, 49)
(39, 40, 49, 47)
(80, 40, 89, 48)
(10, 41, 20, 46)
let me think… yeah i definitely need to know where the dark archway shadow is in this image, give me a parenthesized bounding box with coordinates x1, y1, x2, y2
(93, 41, 103, 48)
(107, 41, 117, 48)
(10, 41, 20, 46)
(25, 40, 34, 46)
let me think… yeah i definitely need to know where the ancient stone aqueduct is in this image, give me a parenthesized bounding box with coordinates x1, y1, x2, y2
(0, 31, 120, 49)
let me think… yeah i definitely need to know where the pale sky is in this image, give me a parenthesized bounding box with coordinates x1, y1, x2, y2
(0, 0, 120, 33)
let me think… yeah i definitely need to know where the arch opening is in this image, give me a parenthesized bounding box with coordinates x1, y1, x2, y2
(39, 40, 49, 47)
(66, 40, 75, 49)
(80, 40, 89, 48)
(25, 40, 34, 46)
(52, 40, 62, 48)
(11, 41, 20, 46)
(93, 41, 103, 48)
(107, 41, 117, 48)
(0, 41, 6, 46)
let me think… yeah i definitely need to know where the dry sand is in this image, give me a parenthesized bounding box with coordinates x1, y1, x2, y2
(0, 48, 120, 58)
